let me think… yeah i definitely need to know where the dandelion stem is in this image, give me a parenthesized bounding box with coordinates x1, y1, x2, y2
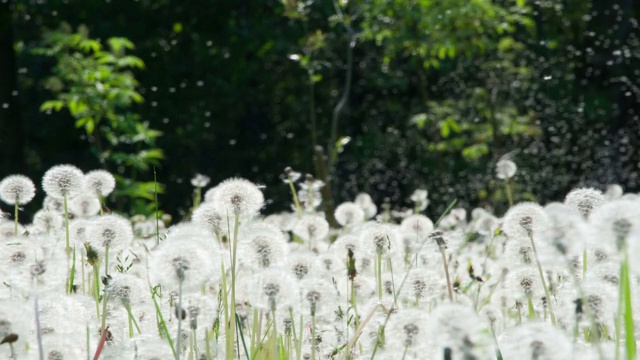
(104, 244, 110, 276)
(35, 296, 44, 360)
(93, 325, 110, 360)
(13, 203, 18, 236)
(176, 280, 184, 360)
(438, 244, 454, 302)
(288, 179, 302, 217)
(64, 194, 70, 257)
(526, 232, 557, 325)
(504, 178, 514, 207)
(93, 264, 101, 318)
(154, 167, 160, 245)
(311, 314, 317, 360)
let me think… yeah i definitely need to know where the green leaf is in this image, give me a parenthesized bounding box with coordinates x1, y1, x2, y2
(40, 100, 65, 112)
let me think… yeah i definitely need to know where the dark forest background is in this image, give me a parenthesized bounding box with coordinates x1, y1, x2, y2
(1, 0, 639, 221)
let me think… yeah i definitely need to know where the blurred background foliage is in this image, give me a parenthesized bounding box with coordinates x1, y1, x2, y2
(0, 0, 638, 220)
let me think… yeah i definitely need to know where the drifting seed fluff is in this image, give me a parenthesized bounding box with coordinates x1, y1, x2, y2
(86, 214, 134, 256)
(0, 175, 36, 205)
(334, 202, 365, 227)
(400, 214, 434, 241)
(69, 193, 101, 218)
(495, 158, 517, 179)
(191, 201, 225, 236)
(211, 177, 264, 217)
(499, 322, 572, 360)
(42, 164, 84, 199)
(355, 192, 377, 219)
(149, 235, 218, 291)
(564, 187, 606, 218)
(502, 202, 550, 239)
(238, 222, 288, 270)
(292, 214, 330, 243)
(605, 184, 624, 200)
(83, 170, 116, 197)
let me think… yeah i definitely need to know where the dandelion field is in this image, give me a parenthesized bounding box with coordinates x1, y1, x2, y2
(0, 161, 638, 360)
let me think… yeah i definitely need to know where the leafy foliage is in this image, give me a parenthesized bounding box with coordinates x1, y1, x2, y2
(34, 24, 164, 214)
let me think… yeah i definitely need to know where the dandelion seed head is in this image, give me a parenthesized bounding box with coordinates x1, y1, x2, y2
(503, 202, 549, 238)
(86, 214, 133, 255)
(69, 193, 101, 218)
(564, 187, 606, 218)
(211, 178, 264, 217)
(292, 214, 329, 243)
(238, 222, 288, 270)
(499, 322, 572, 360)
(0, 175, 36, 205)
(190, 173, 210, 188)
(83, 170, 116, 197)
(400, 214, 434, 240)
(334, 202, 365, 227)
(355, 193, 377, 219)
(42, 164, 84, 199)
(495, 159, 517, 179)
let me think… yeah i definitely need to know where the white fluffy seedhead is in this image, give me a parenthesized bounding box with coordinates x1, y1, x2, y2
(292, 214, 329, 243)
(499, 322, 572, 360)
(83, 170, 116, 197)
(211, 178, 264, 217)
(42, 164, 84, 199)
(86, 214, 134, 255)
(334, 202, 365, 227)
(564, 187, 606, 218)
(191, 202, 225, 236)
(401, 214, 434, 240)
(238, 222, 288, 271)
(69, 193, 101, 218)
(0, 175, 36, 205)
(495, 159, 517, 179)
(502, 202, 550, 239)
(149, 236, 220, 290)
(355, 193, 377, 219)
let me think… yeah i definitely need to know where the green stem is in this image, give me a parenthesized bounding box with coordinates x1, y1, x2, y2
(13, 203, 18, 236)
(504, 179, 514, 207)
(104, 244, 110, 276)
(311, 314, 316, 360)
(151, 286, 177, 358)
(376, 252, 382, 301)
(439, 245, 454, 302)
(288, 179, 302, 216)
(64, 194, 70, 256)
(93, 264, 101, 318)
(176, 280, 184, 360)
(527, 232, 556, 325)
